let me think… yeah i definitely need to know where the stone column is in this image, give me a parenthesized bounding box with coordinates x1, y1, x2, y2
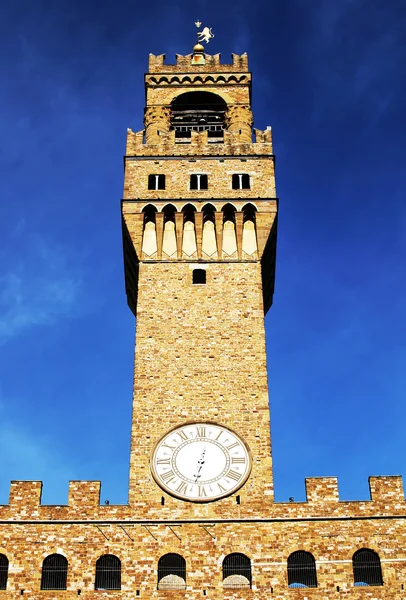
(225, 105, 253, 143)
(144, 106, 170, 144)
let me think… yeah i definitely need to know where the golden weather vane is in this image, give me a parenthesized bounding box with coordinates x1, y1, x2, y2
(195, 20, 214, 44)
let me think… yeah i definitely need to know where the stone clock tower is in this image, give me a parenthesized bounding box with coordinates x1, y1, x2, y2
(122, 44, 277, 515)
(1, 37, 405, 599)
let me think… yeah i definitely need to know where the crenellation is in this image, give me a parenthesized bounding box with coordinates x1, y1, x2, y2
(369, 476, 405, 505)
(147, 53, 249, 74)
(305, 478, 339, 504)
(9, 481, 43, 514)
(68, 481, 101, 509)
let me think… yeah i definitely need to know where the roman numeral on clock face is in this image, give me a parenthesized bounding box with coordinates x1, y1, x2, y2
(156, 458, 171, 465)
(177, 429, 189, 441)
(232, 457, 246, 464)
(195, 426, 206, 438)
(226, 469, 242, 481)
(176, 481, 188, 494)
(161, 470, 176, 483)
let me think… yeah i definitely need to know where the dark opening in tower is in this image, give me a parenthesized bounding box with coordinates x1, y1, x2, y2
(170, 92, 227, 140)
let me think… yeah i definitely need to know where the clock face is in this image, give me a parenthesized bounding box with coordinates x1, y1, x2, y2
(151, 422, 251, 502)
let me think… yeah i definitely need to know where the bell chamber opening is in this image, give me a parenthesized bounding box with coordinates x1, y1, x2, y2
(170, 92, 227, 140)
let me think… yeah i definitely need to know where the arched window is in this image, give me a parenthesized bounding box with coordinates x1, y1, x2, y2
(287, 551, 317, 588)
(95, 555, 121, 590)
(158, 554, 186, 590)
(353, 549, 383, 586)
(222, 553, 251, 588)
(40, 554, 68, 590)
(170, 92, 226, 139)
(0, 554, 8, 590)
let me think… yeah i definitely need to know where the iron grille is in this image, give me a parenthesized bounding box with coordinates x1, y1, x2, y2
(40, 554, 68, 590)
(222, 553, 252, 588)
(287, 551, 317, 588)
(95, 555, 121, 590)
(158, 553, 186, 590)
(0, 554, 8, 590)
(353, 549, 383, 586)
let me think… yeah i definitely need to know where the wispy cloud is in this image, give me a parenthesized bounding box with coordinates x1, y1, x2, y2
(0, 233, 83, 345)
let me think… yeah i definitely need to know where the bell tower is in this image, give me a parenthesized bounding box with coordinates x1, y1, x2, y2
(122, 40, 277, 516)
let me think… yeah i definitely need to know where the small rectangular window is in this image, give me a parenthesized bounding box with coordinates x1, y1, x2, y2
(193, 269, 206, 284)
(148, 174, 166, 190)
(232, 173, 250, 190)
(190, 174, 208, 190)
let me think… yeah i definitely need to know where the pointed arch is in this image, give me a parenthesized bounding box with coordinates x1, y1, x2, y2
(288, 551, 317, 588)
(202, 204, 217, 258)
(142, 205, 158, 257)
(202, 203, 216, 222)
(222, 203, 237, 223)
(41, 554, 68, 590)
(242, 202, 257, 222)
(142, 204, 158, 222)
(95, 554, 121, 590)
(182, 203, 197, 223)
(158, 554, 186, 590)
(162, 204, 177, 222)
(222, 553, 251, 588)
(353, 549, 383, 586)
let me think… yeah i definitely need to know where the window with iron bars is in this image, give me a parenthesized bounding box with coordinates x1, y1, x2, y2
(222, 553, 252, 588)
(232, 173, 250, 190)
(0, 554, 8, 590)
(190, 174, 208, 190)
(287, 551, 317, 588)
(95, 555, 121, 590)
(353, 549, 383, 586)
(148, 174, 166, 190)
(157, 554, 186, 590)
(40, 554, 68, 590)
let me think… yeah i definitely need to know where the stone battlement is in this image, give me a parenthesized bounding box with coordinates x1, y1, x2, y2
(1, 476, 404, 521)
(125, 128, 273, 156)
(148, 53, 249, 73)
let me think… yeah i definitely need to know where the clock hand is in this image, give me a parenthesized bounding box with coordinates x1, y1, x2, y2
(194, 447, 206, 482)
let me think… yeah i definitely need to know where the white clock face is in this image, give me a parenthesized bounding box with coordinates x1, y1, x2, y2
(151, 422, 251, 502)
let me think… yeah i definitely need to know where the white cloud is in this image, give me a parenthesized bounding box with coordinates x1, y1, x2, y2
(0, 234, 83, 345)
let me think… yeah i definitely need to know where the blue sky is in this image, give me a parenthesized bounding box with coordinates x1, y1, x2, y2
(0, 0, 405, 506)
